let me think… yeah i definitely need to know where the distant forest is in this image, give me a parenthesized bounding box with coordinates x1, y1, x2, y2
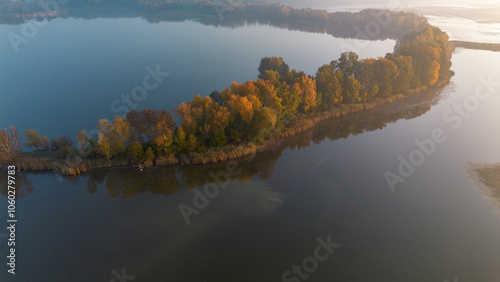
(2, 0, 425, 41)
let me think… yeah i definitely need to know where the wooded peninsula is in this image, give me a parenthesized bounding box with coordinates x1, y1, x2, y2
(0, 4, 454, 176)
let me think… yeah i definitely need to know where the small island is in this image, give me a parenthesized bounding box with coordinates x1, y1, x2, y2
(0, 4, 454, 176)
(466, 162, 500, 217)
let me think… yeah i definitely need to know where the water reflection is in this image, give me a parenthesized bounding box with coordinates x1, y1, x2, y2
(66, 89, 437, 199)
(4, 9, 409, 41)
(0, 88, 438, 200)
(141, 13, 407, 40)
(0, 171, 34, 199)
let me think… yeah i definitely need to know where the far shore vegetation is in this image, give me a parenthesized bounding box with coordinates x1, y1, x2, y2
(0, 5, 454, 176)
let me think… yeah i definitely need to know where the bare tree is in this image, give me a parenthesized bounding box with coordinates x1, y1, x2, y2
(0, 126, 21, 165)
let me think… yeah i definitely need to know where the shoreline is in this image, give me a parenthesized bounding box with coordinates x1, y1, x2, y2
(451, 41, 500, 52)
(1, 7, 454, 175)
(11, 85, 443, 176)
(465, 162, 500, 218)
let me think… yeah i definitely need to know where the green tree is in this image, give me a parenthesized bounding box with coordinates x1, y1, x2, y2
(258, 57, 290, 79)
(126, 142, 143, 164)
(373, 58, 399, 97)
(316, 64, 342, 109)
(356, 58, 378, 102)
(336, 52, 360, 77)
(392, 56, 414, 93)
(174, 95, 230, 148)
(255, 79, 282, 113)
(51, 136, 76, 158)
(209, 130, 227, 148)
(262, 70, 280, 84)
(277, 82, 301, 117)
(297, 75, 317, 113)
(97, 116, 131, 159)
(186, 133, 199, 152)
(143, 147, 155, 163)
(342, 76, 361, 104)
(174, 127, 187, 153)
(248, 107, 277, 143)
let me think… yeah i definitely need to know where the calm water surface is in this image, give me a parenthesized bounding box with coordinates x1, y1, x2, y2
(0, 17, 394, 138)
(1, 14, 500, 282)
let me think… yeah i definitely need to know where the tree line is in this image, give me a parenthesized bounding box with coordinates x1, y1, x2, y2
(0, 11, 453, 171)
(1, 85, 436, 200)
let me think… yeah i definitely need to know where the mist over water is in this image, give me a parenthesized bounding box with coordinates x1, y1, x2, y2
(1, 1, 500, 281)
(295, 0, 500, 43)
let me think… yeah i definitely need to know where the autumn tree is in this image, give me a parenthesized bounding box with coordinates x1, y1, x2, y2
(224, 92, 260, 124)
(297, 74, 317, 113)
(229, 81, 259, 98)
(174, 127, 187, 153)
(77, 130, 99, 158)
(391, 56, 414, 93)
(254, 79, 282, 112)
(373, 57, 399, 97)
(0, 126, 21, 165)
(126, 109, 175, 155)
(262, 70, 281, 84)
(316, 64, 342, 110)
(220, 84, 276, 143)
(356, 58, 377, 102)
(174, 95, 230, 149)
(23, 129, 50, 151)
(426, 60, 441, 86)
(143, 147, 155, 164)
(277, 81, 301, 117)
(342, 75, 361, 104)
(394, 26, 450, 87)
(97, 116, 132, 159)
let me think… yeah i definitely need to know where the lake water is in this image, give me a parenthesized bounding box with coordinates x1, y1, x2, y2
(0, 17, 394, 139)
(1, 11, 500, 282)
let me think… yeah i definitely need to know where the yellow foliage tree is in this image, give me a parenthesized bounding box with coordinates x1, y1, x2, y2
(297, 75, 317, 113)
(97, 116, 131, 159)
(23, 129, 49, 151)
